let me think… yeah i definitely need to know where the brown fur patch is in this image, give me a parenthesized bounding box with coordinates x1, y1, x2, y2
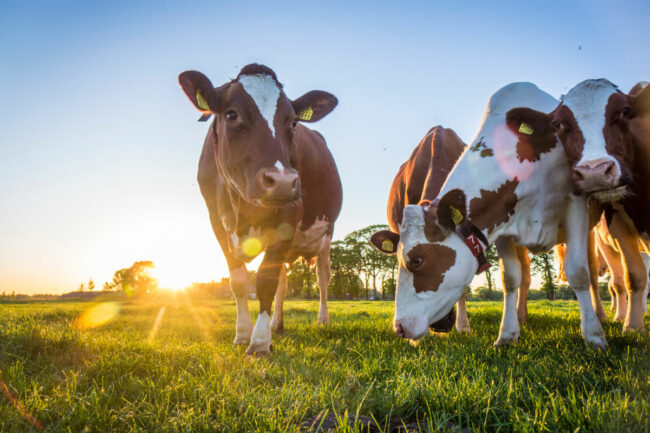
(469, 180, 519, 234)
(407, 243, 457, 293)
(470, 138, 494, 158)
(505, 107, 557, 163)
(423, 206, 446, 242)
(436, 189, 467, 230)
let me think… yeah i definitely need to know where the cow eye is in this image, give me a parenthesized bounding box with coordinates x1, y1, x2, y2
(225, 110, 238, 121)
(551, 119, 562, 131)
(621, 106, 632, 119)
(410, 257, 423, 269)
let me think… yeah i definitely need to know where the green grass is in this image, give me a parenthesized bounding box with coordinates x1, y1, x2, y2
(0, 299, 649, 432)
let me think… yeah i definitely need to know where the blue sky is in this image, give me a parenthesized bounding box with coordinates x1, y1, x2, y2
(1, 1, 649, 293)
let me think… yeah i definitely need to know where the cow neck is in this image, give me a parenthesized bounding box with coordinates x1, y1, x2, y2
(429, 198, 491, 274)
(622, 128, 650, 237)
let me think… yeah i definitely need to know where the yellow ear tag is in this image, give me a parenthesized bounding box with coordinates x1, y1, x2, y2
(381, 239, 394, 252)
(518, 122, 534, 135)
(298, 107, 313, 121)
(196, 90, 210, 111)
(450, 206, 464, 226)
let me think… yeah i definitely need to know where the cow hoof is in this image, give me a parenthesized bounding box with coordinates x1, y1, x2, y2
(317, 317, 329, 325)
(245, 344, 271, 357)
(455, 325, 471, 334)
(233, 336, 250, 346)
(271, 321, 284, 334)
(622, 325, 646, 335)
(517, 314, 528, 326)
(585, 335, 608, 351)
(493, 334, 518, 347)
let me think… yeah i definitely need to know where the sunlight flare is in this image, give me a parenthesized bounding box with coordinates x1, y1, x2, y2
(149, 306, 167, 340)
(72, 302, 121, 330)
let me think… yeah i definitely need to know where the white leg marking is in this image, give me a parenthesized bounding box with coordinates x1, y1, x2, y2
(230, 266, 253, 345)
(494, 238, 521, 347)
(246, 311, 272, 356)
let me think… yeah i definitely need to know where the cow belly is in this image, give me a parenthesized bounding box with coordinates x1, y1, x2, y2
(286, 217, 331, 261)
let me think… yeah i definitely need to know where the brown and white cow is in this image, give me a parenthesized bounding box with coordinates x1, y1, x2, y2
(371, 82, 607, 349)
(178, 64, 342, 355)
(511, 79, 650, 332)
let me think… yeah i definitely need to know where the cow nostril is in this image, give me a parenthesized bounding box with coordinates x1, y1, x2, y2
(395, 322, 405, 338)
(263, 173, 275, 189)
(604, 163, 615, 179)
(573, 169, 585, 182)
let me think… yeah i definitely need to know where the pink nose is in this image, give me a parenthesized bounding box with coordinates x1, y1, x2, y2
(394, 321, 406, 338)
(572, 159, 619, 193)
(252, 168, 300, 203)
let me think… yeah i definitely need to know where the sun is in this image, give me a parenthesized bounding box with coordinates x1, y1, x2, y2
(149, 267, 188, 292)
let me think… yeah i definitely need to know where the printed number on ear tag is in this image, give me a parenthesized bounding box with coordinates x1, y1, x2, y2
(196, 90, 210, 111)
(298, 107, 313, 121)
(381, 239, 394, 252)
(518, 122, 534, 135)
(450, 206, 464, 226)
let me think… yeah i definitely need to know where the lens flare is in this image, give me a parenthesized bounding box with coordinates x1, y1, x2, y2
(72, 302, 121, 330)
(242, 237, 262, 257)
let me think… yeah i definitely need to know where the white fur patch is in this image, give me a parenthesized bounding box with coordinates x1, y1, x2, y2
(249, 311, 272, 351)
(239, 74, 281, 137)
(274, 160, 285, 171)
(561, 79, 621, 170)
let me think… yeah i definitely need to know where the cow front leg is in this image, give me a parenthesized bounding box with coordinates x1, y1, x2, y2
(270, 264, 287, 334)
(230, 266, 254, 346)
(563, 195, 607, 349)
(598, 239, 627, 322)
(494, 237, 521, 347)
(246, 251, 285, 356)
(455, 291, 471, 333)
(316, 243, 331, 325)
(517, 246, 531, 325)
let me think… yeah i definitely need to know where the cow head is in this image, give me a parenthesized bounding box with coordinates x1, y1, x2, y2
(370, 192, 480, 340)
(506, 79, 650, 202)
(179, 64, 338, 207)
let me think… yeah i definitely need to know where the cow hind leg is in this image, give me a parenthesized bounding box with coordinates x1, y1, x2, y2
(270, 264, 287, 334)
(494, 238, 522, 347)
(588, 231, 608, 322)
(316, 243, 331, 325)
(230, 266, 254, 346)
(455, 291, 471, 334)
(517, 246, 531, 325)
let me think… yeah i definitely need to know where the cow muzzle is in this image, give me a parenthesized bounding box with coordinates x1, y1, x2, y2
(572, 158, 620, 196)
(251, 167, 301, 206)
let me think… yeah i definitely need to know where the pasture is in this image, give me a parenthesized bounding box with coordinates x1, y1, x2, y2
(0, 299, 648, 432)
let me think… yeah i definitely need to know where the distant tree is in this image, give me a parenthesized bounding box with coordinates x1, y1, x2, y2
(102, 281, 114, 291)
(483, 245, 498, 298)
(531, 251, 557, 300)
(87, 278, 95, 292)
(109, 260, 159, 296)
(78, 282, 86, 292)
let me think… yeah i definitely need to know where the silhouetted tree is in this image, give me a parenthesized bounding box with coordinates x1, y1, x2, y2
(531, 251, 557, 300)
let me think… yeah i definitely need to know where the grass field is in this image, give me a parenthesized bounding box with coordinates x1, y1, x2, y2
(0, 298, 649, 432)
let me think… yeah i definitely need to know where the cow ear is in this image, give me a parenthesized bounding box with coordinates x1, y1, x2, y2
(630, 84, 650, 115)
(505, 107, 552, 137)
(292, 90, 338, 122)
(178, 71, 217, 119)
(436, 189, 467, 231)
(370, 230, 400, 255)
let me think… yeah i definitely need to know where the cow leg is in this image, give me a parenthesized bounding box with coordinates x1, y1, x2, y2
(270, 264, 287, 334)
(598, 235, 627, 322)
(517, 246, 531, 325)
(316, 243, 331, 325)
(588, 230, 608, 322)
(455, 291, 471, 333)
(563, 195, 607, 350)
(641, 254, 650, 314)
(230, 266, 254, 346)
(246, 250, 285, 356)
(608, 280, 617, 312)
(607, 214, 647, 333)
(494, 237, 521, 347)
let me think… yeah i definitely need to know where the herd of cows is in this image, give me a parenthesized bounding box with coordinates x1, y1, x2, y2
(178, 64, 649, 355)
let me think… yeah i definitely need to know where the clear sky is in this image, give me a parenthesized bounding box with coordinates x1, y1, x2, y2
(1, 1, 649, 294)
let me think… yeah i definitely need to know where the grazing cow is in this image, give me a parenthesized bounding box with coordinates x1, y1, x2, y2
(373, 125, 532, 333)
(178, 64, 342, 355)
(371, 82, 607, 348)
(511, 79, 650, 332)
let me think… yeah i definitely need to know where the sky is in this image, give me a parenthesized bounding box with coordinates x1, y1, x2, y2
(1, 0, 649, 294)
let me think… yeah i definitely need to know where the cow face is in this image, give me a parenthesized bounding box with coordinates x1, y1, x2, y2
(507, 79, 650, 203)
(179, 64, 337, 207)
(371, 200, 478, 340)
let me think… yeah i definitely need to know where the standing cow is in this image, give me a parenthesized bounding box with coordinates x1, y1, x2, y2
(178, 64, 342, 355)
(371, 82, 607, 349)
(511, 79, 650, 332)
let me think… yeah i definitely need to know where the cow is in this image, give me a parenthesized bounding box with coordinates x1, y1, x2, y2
(373, 124, 532, 334)
(509, 79, 650, 332)
(178, 64, 342, 355)
(371, 82, 607, 349)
